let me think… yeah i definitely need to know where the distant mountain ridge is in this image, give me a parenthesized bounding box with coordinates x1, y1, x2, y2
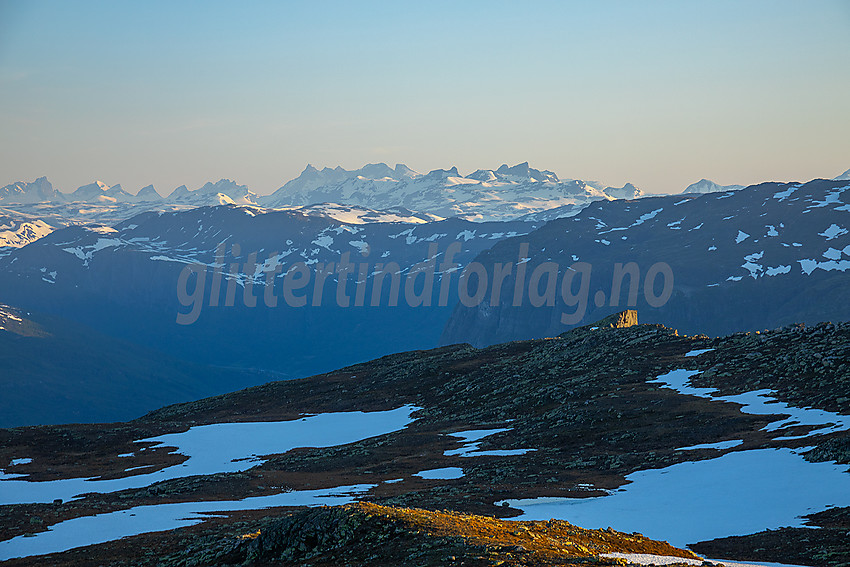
(0, 162, 646, 223)
(2, 165, 847, 250)
(4, 164, 849, 208)
(262, 161, 643, 221)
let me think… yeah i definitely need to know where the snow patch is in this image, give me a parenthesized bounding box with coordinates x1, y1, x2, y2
(684, 349, 714, 357)
(413, 467, 464, 480)
(772, 185, 799, 201)
(0, 485, 374, 561)
(444, 429, 534, 458)
(799, 258, 850, 275)
(0, 406, 419, 506)
(765, 265, 791, 276)
(819, 224, 847, 241)
(675, 440, 743, 451)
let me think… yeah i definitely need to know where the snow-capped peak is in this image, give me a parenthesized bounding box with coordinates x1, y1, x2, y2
(167, 179, 258, 206)
(604, 182, 644, 200)
(71, 181, 114, 202)
(683, 179, 745, 194)
(136, 185, 162, 201)
(0, 177, 62, 204)
(259, 161, 632, 221)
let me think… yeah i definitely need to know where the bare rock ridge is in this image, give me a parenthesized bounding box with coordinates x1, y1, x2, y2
(167, 502, 699, 566)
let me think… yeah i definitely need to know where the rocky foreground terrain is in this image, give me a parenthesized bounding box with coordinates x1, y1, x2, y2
(1, 312, 849, 566)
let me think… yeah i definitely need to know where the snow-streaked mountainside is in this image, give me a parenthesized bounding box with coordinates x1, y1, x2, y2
(262, 162, 643, 221)
(683, 179, 745, 194)
(442, 178, 850, 345)
(3, 178, 850, 386)
(835, 168, 850, 181)
(0, 210, 55, 249)
(274, 203, 444, 224)
(0, 203, 537, 378)
(0, 201, 451, 249)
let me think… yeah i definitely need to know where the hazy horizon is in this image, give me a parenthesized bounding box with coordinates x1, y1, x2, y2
(2, 1, 849, 196)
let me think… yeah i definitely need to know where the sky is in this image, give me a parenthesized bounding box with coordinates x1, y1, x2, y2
(0, 0, 848, 196)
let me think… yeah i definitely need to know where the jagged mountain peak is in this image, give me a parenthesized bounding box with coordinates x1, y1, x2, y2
(197, 178, 247, 193)
(496, 162, 559, 183)
(0, 177, 62, 204)
(167, 185, 190, 199)
(136, 184, 162, 201)
(467, 169, 498, 182)
(71, 181, 115, 201)
(75, 180, 109, 192)
(424, 166, 461, 179)
(394, 163, 418, 178)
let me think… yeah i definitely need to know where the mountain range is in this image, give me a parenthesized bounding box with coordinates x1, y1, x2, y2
(2, 164, 846, 253)
(0, 162, 639, 227)
(0, 175, 848, 425)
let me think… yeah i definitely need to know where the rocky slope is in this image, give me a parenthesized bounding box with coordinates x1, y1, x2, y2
(1, 314, 848, 565)
(159, 502, 699, 567)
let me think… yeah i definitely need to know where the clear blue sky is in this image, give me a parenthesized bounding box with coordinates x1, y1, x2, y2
(1, 0, 848, 195)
